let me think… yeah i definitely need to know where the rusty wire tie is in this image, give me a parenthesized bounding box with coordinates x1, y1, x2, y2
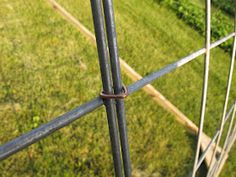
(100, 84, 128, 99)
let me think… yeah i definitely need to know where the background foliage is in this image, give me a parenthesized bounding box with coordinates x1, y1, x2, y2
(212, 0, 234, 16)
(157, 0, 234, 52)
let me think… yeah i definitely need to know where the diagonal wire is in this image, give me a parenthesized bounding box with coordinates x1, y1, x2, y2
(207, 5, 236, 176)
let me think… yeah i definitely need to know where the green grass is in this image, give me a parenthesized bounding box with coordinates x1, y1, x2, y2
(0, 0, 236, 176)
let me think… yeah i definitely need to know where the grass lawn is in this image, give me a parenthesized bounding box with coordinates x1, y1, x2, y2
(0, 0, 236, 176)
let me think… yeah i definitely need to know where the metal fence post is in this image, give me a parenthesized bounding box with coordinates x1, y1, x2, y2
(102, 0, 132, 176)
(90, 0, 123, 176)
(192, 0, 211, 176)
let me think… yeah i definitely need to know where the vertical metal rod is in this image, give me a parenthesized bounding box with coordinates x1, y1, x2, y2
(212, 103, 236, 177)
(191, 0, 211, 176)
(90, 1, 123, 176)
(102, 0, 132, 176)
(207, 3, 236, 176)
(208, 12, 236, 176)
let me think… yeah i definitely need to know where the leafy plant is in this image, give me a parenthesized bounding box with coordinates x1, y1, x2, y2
(157, 0, 233, 52)
(212, 0, 235, 16)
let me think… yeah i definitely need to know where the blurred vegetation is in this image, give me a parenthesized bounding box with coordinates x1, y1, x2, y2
(0, 0, 236, 176)
(212, 0, 235, 16)
(157, 0, 234, 52)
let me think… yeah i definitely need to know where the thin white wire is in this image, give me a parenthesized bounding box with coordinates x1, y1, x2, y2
(191, 0, 211, 176)
(207, 8, 236, 177)
(212, 103, 236, 177)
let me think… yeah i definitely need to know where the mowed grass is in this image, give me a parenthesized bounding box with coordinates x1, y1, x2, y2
(0, 0, 236, 176)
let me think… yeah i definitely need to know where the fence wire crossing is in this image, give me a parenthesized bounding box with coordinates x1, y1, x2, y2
(1, 0, 236, 176)
(192, 0, 236, 177)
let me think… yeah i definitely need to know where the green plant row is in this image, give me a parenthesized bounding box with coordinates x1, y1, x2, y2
(212, 0, 234, 16)
(157, 0, 233, 52)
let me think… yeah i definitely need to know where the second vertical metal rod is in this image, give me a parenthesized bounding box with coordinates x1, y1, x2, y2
(102, 0, 132, 177)
(207, 2, 236, 176)
(90, 0, 123, 176)
(192, 0, 211, 176)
